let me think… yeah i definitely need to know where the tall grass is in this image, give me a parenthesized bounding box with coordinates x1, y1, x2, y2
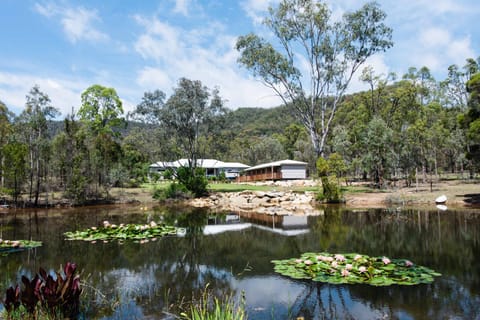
(179, 285, 247, 320)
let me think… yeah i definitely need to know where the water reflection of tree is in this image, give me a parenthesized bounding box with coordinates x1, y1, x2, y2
(301, 206, 480, 319)
(2, 205, 480, 318)
(285, 282, 370, 319)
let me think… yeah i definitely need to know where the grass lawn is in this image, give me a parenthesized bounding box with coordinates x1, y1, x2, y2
(141, 181, 319, 193)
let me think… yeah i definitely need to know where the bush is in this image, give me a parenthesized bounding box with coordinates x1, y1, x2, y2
(180, 285, 246, 320)
(318, 176, 344, 203)
(163, 168, 174, 180)
(153, 183, 191, 201)
(3, 262, 82, 319)
(176, 167, 209, 198)
(316, 157, 344, 203)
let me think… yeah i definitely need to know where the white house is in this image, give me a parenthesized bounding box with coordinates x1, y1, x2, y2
(237, 159, 308, 182)
(149, 159, 250, 180)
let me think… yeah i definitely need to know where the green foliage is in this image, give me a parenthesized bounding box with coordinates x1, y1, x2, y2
(65, 165, 88, 205)
(217, 171, 227, 183)
(316, 156, 344, 202)
(272, 252, 441, 286)
(163, 168, 174, 180)
(64, 221, 178, 242)
(176, 167, 209, 198)
(317, 176, 343, 203)
(328, 153, 347, 179)
(361, 116, 394, 186)
(153, 182, 190, 200)
(78, 84, 125, 136)
(465, 73, 480, 172)
(1, 142, 28, 203)
(0, 239, 42, 256)
(316, 157, 329, 177)
(180, 285, 247, 320)
(236, 0, 393, 156)
(76, 85, 126, 195)
(18, 85, 59, 206)
(4, 57, 480, 206)
(160, 78, 226, 166)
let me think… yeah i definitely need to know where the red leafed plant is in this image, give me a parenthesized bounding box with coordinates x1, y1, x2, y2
(3, 262, 82, 318)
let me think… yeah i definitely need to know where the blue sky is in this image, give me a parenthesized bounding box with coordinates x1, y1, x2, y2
(1, 0, 479, 117)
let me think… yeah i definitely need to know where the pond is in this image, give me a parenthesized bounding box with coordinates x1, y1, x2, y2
(0, 204, 479, 319)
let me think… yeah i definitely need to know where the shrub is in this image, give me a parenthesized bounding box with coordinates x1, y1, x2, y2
(176, 167, 208, 198)
(316, 157, 344, 203)
(3, 262, 82, 319)
(153, 183, 191, 201)
(180, 285, 246, 320)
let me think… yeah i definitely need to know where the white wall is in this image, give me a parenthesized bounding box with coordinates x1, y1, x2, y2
(281, 164, 306, 179)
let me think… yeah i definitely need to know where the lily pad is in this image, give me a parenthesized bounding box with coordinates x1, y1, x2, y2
(64, 220, 179, 242)
(272, 252, 441, 286)
(0, 239, 42, 256)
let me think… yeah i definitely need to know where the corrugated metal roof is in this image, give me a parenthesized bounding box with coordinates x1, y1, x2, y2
(244, 159, 307, 172)
(150, 159, 250, 169)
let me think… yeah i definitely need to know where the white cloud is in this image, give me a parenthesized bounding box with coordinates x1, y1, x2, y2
(173, 0, 190, 16)
(240, 0, 278, 24)
(414, 0, 471, 15)
(133, 15, 182, 61)
(133, 14, 282, 109)
(419, 27, 450, 48)
(447, 37, 475, 66)
(0, 71, 84, 116)
(348, 54, 392, 94)
(35, 2, 108, 43)
(0, 71, 141, 117)
(401, 26, 476, 74)
(137, 67, 172, 91)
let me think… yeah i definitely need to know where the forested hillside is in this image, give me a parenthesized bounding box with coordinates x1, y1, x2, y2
(1, 59, 479, 205)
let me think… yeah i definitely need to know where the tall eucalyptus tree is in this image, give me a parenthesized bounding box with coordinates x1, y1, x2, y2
(18, 85, 59, 206)
(78, 84, 125, 194)
(236, 0, 393, 157)
(0, 101, 14, 189)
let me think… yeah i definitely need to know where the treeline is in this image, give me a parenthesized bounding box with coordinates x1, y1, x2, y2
(0, 59, 479, 205)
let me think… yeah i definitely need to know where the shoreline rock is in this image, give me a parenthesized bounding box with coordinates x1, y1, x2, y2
(188, 190, 323, 216)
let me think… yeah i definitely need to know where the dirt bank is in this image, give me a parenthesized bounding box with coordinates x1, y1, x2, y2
(344, 180, 479, 208)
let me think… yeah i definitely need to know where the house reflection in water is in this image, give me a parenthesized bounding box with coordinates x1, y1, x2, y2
(202, 212, 312, 236)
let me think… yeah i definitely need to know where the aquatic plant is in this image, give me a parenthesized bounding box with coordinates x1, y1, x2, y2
(64, 220, 179, 242)
(272, 252, 441, 286)
(0, 239, 42, 256)
(2, 262, 82, 319)
(180, 285, 247, 320)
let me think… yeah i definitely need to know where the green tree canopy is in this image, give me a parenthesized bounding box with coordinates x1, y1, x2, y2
(236, 0, 393, 157)
(161, 78, 227, 166)
(78, 84, 125, 136)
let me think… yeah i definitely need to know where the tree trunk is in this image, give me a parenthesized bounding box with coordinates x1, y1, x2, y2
(0, 156, 4, 189)
(34, 155, 40, 206)
(29, 148, 34, 202)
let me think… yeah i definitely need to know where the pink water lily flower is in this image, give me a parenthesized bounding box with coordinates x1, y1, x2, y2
(405, 260, 413, 267)
(325, 256, 334, 262)
(345, 264, 353, 270)
(341, 269, 350, 277)
(304, 259, 313, 265)
(331, 261, 338, 268)
(295, 259, 303, 264)
(359, 266, 367, 273)
(335, 254, 346, 262)
(382, 257, 391, 265)
(354, 254, 362, 261)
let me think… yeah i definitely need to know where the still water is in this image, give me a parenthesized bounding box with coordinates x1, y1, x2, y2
(0, 204, 479, 319)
